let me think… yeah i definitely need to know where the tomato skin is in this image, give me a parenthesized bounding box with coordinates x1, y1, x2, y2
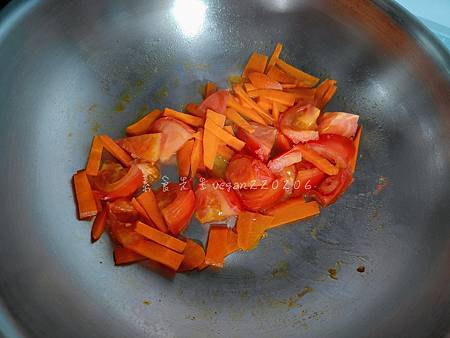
(276, 165, 297, 199)
(93, 161, 127, 191)
(273, 132, 292, 156)
(238, 179, 285, 211)
(225, 154, 274, 188)
(97, 164, 145, 200)
(155, 183, 195, 235)
(196, 90, 229, 117)
(194, 178, 241, 223)
(318, 112, 359, 138)
(236, 123, 277, 162)
(292, 167, 326, 197)
(108, 198, 139, 223)
(306, 134, 355, 168)
(268, 147, 302, 173)
(308, 168, 353, 207)
(279, 104, 320, 143)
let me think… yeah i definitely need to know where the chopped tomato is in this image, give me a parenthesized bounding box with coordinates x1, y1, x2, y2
(108, 198, 139, 223)
(155, 182, 195, 235)
(292, 167, 326, 197)
(306, 134, 355, 168)
(150, 117, 194, 162)
(268, 147, 302, 173)
(273, 132, 292, 156)
(236, 122, 277, 162)
(308, 168, 353, 207)
(238, 179, 285, 211)
(318, 112, 359, 138)
(277, 165, 297, 199)
(97, 164, 146, 200)
(116, 133, 161, 163)
(225, 154, 274, 188)
(279, 104, 320, 143)
(196, 90, 229, 117)
(93, 161, 127, 191)
(195, 178, 241, 223)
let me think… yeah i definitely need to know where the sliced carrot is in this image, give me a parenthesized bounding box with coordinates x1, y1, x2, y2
(227, 96, 266, 125)
(134, 221, 187, 253)
(224, 107, 255, 133)
(73, 170, 98, 219)
(184, 102, 199, 115)
(196, 261, 209, 271)
(191, 129, 204, 177)
(113, 247, 146, 265)
(239, 96, 253, 109)
(242, 52, 268, 78)
(204, 81, 217, 98)
(274, 101, 288, 112)
(226, 229, 239, 256)
(205, 226, 228, 267)
(285, 87, 316, 106)
(224, 125, 235, 136)
(177, 139, 194, 178)
(295, 144, 339, 175)
(91, 207, 107, 242)
(203, 110, 226, 169)
(265, 198, 320, 229)
(217, 143, 235, 161)
(281, 83, 297, 89)
(116, 133, 161, 163)
(267, 65, 297, 84)
(248, 89, 296, 106)
(257, 97, 273, 112)
(136, 190, 168, 232)
(243, 83, 256, 92)
(248, 72, 283, 90)
(275, 59, 319, 87)
(236, 211, 274, 250)
(314, 79, 337, 109)
(266, 42, 283, 73)
(126, 109, 162, 136)
(272, 101, 280, 123)
(98, 135, 133, 167)
(233, 84, 274, 124)
(178, 239, 206, 272)
(124, 239, 184, 271)
(85, 136, 103, 176)
(204, 119, 245, 151)
(131, 197, 151, 223)
(350, 126, 362, 173)
(163, 108, 204, 127)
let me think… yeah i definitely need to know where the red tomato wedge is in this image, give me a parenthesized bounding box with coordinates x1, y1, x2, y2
(273, 132, 292, 156)
(277, 165, 297, 199)
(236, 122, 277, 162)
(108, 198, 139, 223)
(225, 154, 274, 188)
(248, 72, 283, 90)
(150, 117, 194, 162)
(292, 167, 326, 197)
(306, 134, 355, 169)
(93, 161, 127, 191)
(97, 164, 147, 200)
(308, 168, 353, 207)
(195, 178, 241, 223)
(238, 179, 285, 211)
(116, 133, 161, 163)
(267, 147, 302, 173)
(318, 112, 359, 138)
(196, 90, 229, 117)
(155, 183, 195, 235)
(279, 104, 320, 143)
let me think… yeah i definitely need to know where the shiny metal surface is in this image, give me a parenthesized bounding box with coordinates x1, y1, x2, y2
(0, 0, 449, 337)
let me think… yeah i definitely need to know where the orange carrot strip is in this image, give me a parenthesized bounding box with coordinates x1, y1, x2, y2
(295, 144, 339, 175)
(136, 190, 168, 233)
(267, 65, 297, 84)
(177, 139, 194, 178)
(265, 198, 320, 229)
(124, 239, 184, 271)
(98, 135, 133, 167)
(285, 87, 316, 106)
(224, 107, 255, 133)
(116, 134, 161, 163)
(204, 119, 245, 151)
(217, 144, 235, 161)
(257, 98, 273, 112)
(272, 101, 280, 123)
(113, 247, 146, 265)
(131, 197, 151, 223)
(163, 108, 204, 127)
(281, 83, 297, 89)
(248, 89, 296, 106)
(226, 229, 239, 256)
(126, 109, 162, 136)
(196, 261, 209, 271)
(233, 84, 274, 124)
(350, 126, 362, 173)
(85, 136, 103, 176)
(236, 211, 274, 250)
(205, 226, 228, 267)
(185, 103, 199, 115)
(203, 110, 226, 169)
(178, 239, 206, 272)
(242, 52, 268, 78)
(275, 59, 320, 87)
(135, 221, 187, 253)
(248, 72, 283, 90)
(205, 81, 217, 98)
(274, 101, 288, 112)
(314, 79, 337, 109)
(191, 130, 204, 177)
(91, 207, 107, 242)
(73, 170, 98, 219)
(227, 96, 266, 125)
(243, 83, 256, 92)
(239, 96, 253, 109)
(224, 125, 235, 136)
(266, 42, 283, 73)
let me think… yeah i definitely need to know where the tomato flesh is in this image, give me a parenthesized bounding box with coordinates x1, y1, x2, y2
(196, 90, 229, 117)
(238, 179, 285, 211)
(268, 147, 302, 173)
(292, 167, 326, 197)
(279, 104, 320, 143)
(236, 122, 277, 162)
(308, 168, 353, 206)
(225, 154, 274, 188)
(306, 134, 355, 168)
(318, 112, 359, 138)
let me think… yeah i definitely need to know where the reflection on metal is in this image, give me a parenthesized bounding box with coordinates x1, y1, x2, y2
(171, 0, 206, 37)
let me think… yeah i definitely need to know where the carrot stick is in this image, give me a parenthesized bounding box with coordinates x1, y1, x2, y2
(113, 247, 146, 265)
(248, 72, 283, 90)
(126, 109, 162, 136)
(275, 59, 320, 87)
(350, 126, 362, 173)
(131, 197, 151, 223)
(227, 96, 266, 125)
(224, 125, 235, 135)
(272, 101, 280, 123)
(236, 211, 274, 250)
(281, 83, 297, 89)
(178, 239, 206, 272)
(257, 98, 272, 111)
(224, 108, 255, 133)
(204, 119, 245, 151)
(239, 96, 253, 109)
(267, 65, 297, 84)
(177, 139, 194, 178)
(274, 101, 288, 112)
(314, 79, 337, 109)
(116, 134, 161, 163)
(248, 89, 296, 106)
(242, 52, 268, 78)
(243, 83, 256, 92)
(295, 144, 339, 175)
(266, 42, 283, 73)
(265, 198, 320, 229)
(73, 170, 98, 219)
(233, 84, 274, 124)
(184, 103, 199, 115)
(124, 239, 184, 271)
(226, 229, 239, 256)
(203, 110, 226, 169)
(285, 87, 316, 106)
(134, 221, 187, 253)
(217, 144, 235, 161)
(91, 207, 107, 242)
(98, 135, 133, 167)
(191, 130, 204, 177)
(85, 136, 103, 176)
(163, 108, 204, 127)
(136, 190, 168, 233)
(205, 226, 228, 267)
(204, 81, 217, 98)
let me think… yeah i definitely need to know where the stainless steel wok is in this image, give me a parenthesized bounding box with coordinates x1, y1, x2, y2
(0, 1, 449, 337)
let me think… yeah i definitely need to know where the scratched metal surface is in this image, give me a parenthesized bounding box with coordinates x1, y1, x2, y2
(0, 0, 449, 337)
